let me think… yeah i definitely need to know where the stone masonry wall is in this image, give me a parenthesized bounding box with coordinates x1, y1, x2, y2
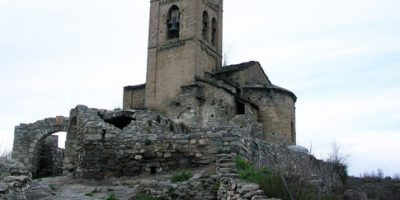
(71, 105, 251, 179)
(216, 154, 270, 200)
(243, 86, 296, 145)
(123, 85, 146, 110)
(0, 158, 31, 200)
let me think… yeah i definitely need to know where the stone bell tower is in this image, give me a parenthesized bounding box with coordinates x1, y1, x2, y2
(145, 0, 223, 111)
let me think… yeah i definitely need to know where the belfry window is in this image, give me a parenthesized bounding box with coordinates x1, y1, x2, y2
(202, 11, 209, 41)
(211, 18, 217, 46)
(167, 5, 180, 39)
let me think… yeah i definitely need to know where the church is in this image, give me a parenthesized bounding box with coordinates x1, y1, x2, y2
(8, 2, 347, 199)
(12, 0, 298, 181)
(123, 0, 297, 145)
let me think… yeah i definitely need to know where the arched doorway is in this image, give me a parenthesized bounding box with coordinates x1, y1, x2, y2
(34, 132, 66, 178)
(12, 116, 69, 178)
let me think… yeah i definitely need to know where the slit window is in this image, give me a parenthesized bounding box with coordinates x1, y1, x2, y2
(291, 121, 295, 143)
(235, 101, 245, 115)
(211, 18, 217, 46)
(202, 11, 209, 41)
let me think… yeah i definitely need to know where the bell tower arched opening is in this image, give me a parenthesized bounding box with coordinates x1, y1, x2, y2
(167, 5, 180, 40)
(202, 11, 210, 41)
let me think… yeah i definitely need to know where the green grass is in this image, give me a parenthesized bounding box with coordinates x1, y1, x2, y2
(167, 187, 178, 199)
(85, 188, 101, 197)
(48, 184, 57, 191)
(144, 139, 152, 146)
(136, 194, 157, 200)
(105, 193, 118, 200)
(171, 171, 193, 183)
(211, 182, 220, 195)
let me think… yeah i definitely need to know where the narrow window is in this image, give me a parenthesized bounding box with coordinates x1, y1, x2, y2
(235, 101, 245, 115)
(202, 11, 209, 41)
(150, 167, 157, 174)
(167, 5, 180, 39)
(291, 121, 296, 143)
(211, 18, 217, 46)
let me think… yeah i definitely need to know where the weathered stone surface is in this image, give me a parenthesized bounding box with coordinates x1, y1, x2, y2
(0, 158, 31, 200)
(239, 183, 260, 194)
(0, 182, 8, 192)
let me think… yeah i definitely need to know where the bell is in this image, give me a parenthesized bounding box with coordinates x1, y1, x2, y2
(169, 21, 179, 32)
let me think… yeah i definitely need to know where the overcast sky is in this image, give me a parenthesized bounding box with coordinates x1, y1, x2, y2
(0, 0, 399, 176)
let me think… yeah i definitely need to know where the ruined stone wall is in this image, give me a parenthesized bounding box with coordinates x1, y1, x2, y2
(10, 105, 338, 198)
(66, 106, 308, 180)
(131, 153, 270, 200)
(243, 86, 296, 145)
(0, 158, 31, 200)
(66, 105, 260, 178)
(131, 172, 219, 200)
(165, 76, 260, 133)
(123, 85, 146, 110)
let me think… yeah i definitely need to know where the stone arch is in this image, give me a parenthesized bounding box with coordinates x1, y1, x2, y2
(63, 116, 78, 174)
(12, 116, 69, 177)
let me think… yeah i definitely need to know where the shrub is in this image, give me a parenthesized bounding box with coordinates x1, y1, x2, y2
(105, 194, 118, 200)
(144, 139, 152, 146)
(235, 156, 251, 171)
(156, 115, 161, 123)
(235, 156, 323, 200)
(85, 188, 101, 197)
(171, 171, 193, 183)
(167, 187, 178, 199)
(327, 142, 349, 185)
(136, 194, 157, 200)
(236, 156, 289, 199)
(48, 184, 57, 191)
(0, 147, 11, 160)
(211, 182, 220, 196)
